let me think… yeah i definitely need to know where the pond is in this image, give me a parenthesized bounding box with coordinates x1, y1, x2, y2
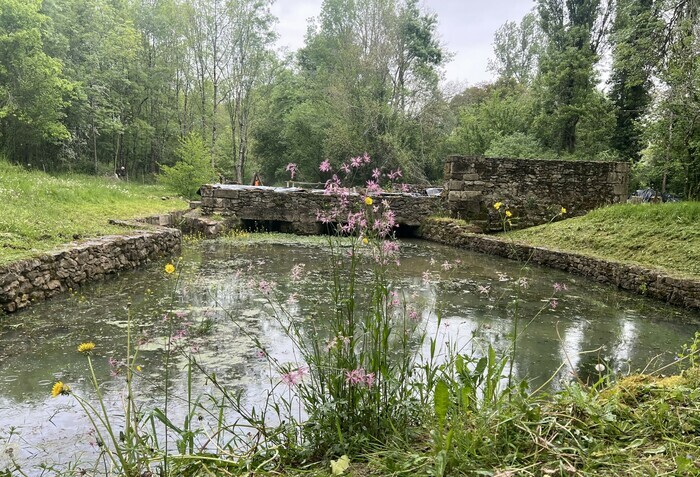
(1, 235, 699, 472)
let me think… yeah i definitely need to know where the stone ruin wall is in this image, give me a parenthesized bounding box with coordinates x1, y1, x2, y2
(0, 229, 181, 313)
(199, 185, 443, 234)
(445, 156, 630, 230)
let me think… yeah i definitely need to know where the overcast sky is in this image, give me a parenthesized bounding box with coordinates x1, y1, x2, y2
(270, 0, 536, 86)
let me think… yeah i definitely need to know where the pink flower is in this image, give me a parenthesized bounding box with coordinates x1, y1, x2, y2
(351, 156, 363, 168)
(372, 168, 382, 179)
(387, 168, 402, 180)
(362, 153, 371, 164)
(478, 285, 490, 295)
(285, 162, 298, 179)
(281, 367, 308, 386)
(319, 159, 332, 172)
(290, 264, 305, 281)
(517, 277, 529, 289)
(422, 271, 431, 285)
(400, 184, 410, 193)
(287, 293, 299, 304)
(365, 372, 376, 388)
(341, 163, 351, 174)
(549, 298, 558, 310)
(345, 368, 367, 385)
(408, 309, 419, 321)
(553, 282, 568, 292)
(258, 280, 274, 295)
(366, 180, 382, 193)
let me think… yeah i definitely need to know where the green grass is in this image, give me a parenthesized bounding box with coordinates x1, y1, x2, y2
(505, 202, 700, 279)
(0, 159, 187, 265)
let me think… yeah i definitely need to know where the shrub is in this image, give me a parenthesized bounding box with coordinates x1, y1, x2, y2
(158, 133, 215, 199)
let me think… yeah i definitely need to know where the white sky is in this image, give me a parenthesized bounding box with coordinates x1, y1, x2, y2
(271, 0, 536, 86)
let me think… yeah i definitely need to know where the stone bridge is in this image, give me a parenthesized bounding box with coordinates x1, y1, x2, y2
(199, 184, 442, 235)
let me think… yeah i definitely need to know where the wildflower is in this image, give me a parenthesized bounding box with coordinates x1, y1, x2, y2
(319, 159, 332, 172)
(549, 298, 558, 310)
(350, 156, 363, 168)
(365, 372, 376, 388)
(281, 367, 308, 386)
(287, 293, 299, 304)
(594, 363, 606, 373)
(345, 368, 368, 385)
(365, 196, 373, 206)
(478, 285, 490, 295)
(408, 309, 419, 321)
(517, 277, 529, 289)
(290, 264, 305, 281)
(422, 271, 431, 285)
(258, 279, 273, 295)
(372, 168, 382, 179)
(553, 282, 568, 292)
(505, 210, 512, 218)
(164, 263, 175, 274)
(441, 261, 453, 271)
(136, 365, 142, 372)
(561, 207, 567, 214)
(77, 342, 95, 354)
(494, 201, 503, 210)
(497, 272, 509, 282)
(362, 237, 369, 245)
(51, 381, 70, 398)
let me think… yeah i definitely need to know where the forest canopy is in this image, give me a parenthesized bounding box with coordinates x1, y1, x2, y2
(0, 0, 698, 197)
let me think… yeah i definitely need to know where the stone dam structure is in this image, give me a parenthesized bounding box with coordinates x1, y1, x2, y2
(199, 184, 442, 235)
(444, 155, 630, 229)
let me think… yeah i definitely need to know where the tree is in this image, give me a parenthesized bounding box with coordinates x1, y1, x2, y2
(0, 0, 71, 162)
(488, 12, 543, 85)
(533, 0, 613, 155)
(608, 0, 660, 162)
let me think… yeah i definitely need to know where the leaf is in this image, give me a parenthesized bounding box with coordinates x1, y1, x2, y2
(434, 379, 450, 424)
(643, 445, 666, 454)
(331, 454, 350, 475)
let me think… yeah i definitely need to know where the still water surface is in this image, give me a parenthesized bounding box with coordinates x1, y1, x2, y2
(1, 236, 698, 471)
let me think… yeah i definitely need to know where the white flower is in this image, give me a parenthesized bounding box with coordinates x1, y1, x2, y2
(594, 363, 606, 373)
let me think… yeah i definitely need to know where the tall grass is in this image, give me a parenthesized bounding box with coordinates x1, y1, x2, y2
(0, 158, 186, 265)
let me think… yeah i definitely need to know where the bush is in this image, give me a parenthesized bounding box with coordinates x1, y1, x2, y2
(158, 133, 215, 199)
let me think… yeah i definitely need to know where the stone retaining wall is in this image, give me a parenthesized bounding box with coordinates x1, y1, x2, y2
(420, 219, 700, 309)
(445, 156, 630, 230)
(200, 185, 442, 234)
(0, 228, 181, 313)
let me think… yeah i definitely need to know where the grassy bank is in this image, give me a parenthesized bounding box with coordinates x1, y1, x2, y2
(506, 202, 700, 278)
(0, 160, 186, 265)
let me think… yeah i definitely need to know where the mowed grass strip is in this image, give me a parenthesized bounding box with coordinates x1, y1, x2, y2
(506, 201, 700, 279)
(0, 159, 187, 265)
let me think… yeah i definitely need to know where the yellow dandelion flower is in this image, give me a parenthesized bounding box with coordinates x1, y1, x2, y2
(494, 202, 503, 210)
(505, 210, 512, 218)
(165, 263, 175, 274)
(136, 365, 143, 372)
(51, 381, 70, 398)
(364, 196, 373, 206)
(77, 342, 95, 354)
(362, 237, 369, 245)
(561, 207, 567, 214)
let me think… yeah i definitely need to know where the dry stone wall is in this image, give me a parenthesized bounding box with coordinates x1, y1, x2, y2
(0, 228, 181, 313)
(420, 219, 700, 309)
(445, 156, 630, 230)
(200, 185, 442, 233)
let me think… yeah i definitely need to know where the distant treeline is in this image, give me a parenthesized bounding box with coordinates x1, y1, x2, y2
(0, 0, 698, 196)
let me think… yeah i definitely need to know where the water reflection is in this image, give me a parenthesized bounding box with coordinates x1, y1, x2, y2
(0, 236, 698, 472)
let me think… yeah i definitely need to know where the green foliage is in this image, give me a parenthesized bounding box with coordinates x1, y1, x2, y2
(447, 82, 535, 157)
(485, 132, 551, 159)
(0, 0, 72, 159)
(159, 133, 214, 199)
